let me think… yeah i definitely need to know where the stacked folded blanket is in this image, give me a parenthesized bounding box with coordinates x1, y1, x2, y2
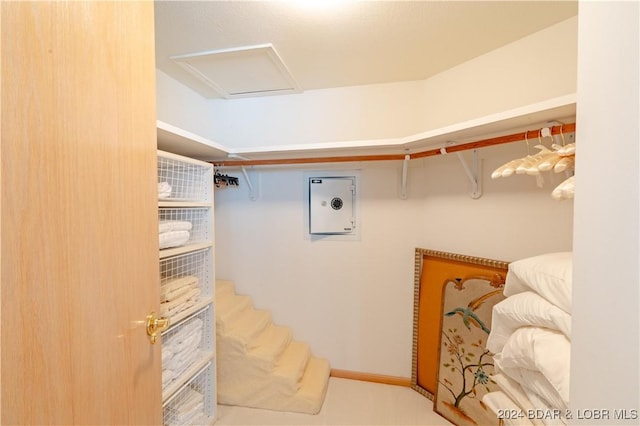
(484, 252, 572, 426)
(162, 318, 204, 390)
(159, 220, 192, 249)
(164, 387, 207, 426)
(160, 275, 201, 318)
(159, 181, 172, 199)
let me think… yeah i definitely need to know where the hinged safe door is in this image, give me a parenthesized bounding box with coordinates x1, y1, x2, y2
(309, 177, 356, 234)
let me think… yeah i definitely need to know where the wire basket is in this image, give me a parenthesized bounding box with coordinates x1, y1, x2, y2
(158, 207, 212, 248)
(163, 361, 216, 426)
(162, 306, 214, 392)
(160, 248, 213, 299)
(158, 154, 212, 203)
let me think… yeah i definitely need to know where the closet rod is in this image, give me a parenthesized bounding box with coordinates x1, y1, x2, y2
(214, 123, 576, 167)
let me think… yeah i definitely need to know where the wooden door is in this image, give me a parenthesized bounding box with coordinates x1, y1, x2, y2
(1, 2, 161, 424)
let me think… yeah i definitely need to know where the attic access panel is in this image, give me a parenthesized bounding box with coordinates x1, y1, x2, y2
(309, 177, 356, 235)
(171, 44, 301, 99)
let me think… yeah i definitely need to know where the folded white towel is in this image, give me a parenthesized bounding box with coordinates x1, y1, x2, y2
(160, 285, 195, 305)
(161, 288, 201, 317)
(159, 220, 193, 234)
(160, 276, 199, 299)
(171, 319, 204, 345)
(160, 281, 198, 304)
(158, 181, 172, 199)
(166, 329, 203, 360)
(162, 319, 203, 354)
(166, 348, 200, 377)
(159, 230, 190, 249)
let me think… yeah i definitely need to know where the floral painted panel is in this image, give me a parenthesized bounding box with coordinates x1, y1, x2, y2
(434, 276, 505, 426)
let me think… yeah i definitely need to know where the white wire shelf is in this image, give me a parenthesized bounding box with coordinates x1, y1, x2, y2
(162, 351, 215, 403)
(161, 306, 215, 401)
(158, 201, 212, 208)
(162, 360, 217, 426)
(158, 150, 213, 203)
(159, 242, 213, 259)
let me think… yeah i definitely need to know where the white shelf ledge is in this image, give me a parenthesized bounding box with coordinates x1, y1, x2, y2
(158, 94, 576, 162)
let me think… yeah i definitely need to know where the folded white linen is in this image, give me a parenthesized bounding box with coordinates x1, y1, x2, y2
(159, 230, 190, 249)
(523, 388, 567, 426)
(158, 181, 172, 199)
(160, 276, 199, 300)
(163, 319, 203, 354)
(494, 327, 570, 409)
(482, 391, 535, 426)
(159, 220, 193, 234)
(487, 292, 571, 354)
(492, 373, 545, 426)
(172, 318, 203, 343)
(165, 347, 201, 377)
(497, 364, 566, 413)
(504, 252, 572, 314)
(161, 288, 201, 318)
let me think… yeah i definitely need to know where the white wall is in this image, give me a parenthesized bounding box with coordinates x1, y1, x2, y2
(156, 69, 217, 141)
(570, 2, 639, 423)
(214, 142, 573, 377)
(208, 16, 577, 150)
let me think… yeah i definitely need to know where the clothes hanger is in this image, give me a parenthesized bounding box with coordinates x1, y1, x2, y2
(534, 127, 563, 172)
(491, 130, 533, 178)
(214, 167, 240, 187)
(516, 129, 555, 175)
(551, 175, 575, 200)
(553, 126, 576, 173)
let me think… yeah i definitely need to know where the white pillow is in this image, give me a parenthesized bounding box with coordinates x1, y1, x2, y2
(496, 362, 567, 414)
(491, 373, 546, 426)
(487, 292, 571, 354)
(482, 391, 535, 426)
(504, 252, 572, 313)
(495, 327, 570, 408)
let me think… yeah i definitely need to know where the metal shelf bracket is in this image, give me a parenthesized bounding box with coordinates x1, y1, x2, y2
(456, 149, 482, 199)
(400, 154, 410, 200)
(241, 167, 259, 201)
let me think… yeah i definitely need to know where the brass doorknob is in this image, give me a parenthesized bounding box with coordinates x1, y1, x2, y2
(146, 312, 170, 344)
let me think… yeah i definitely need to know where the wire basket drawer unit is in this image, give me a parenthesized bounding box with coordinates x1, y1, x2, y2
(160, 248, 213, 323)
(162, 305, 215, 398)
(158, 152, 213, 203)
(158, 207, 212, 252)
(163, 360, 216, 426)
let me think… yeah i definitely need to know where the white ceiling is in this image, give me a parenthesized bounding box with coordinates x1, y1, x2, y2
(154, 0, 578, 99)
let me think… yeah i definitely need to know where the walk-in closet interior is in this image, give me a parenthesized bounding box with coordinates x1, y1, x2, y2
(1, 1, 638, 425)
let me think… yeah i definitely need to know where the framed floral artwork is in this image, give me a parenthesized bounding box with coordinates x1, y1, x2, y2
(411, 249, 508, 425)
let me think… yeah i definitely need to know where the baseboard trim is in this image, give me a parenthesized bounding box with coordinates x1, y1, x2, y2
(330, 369, 411, 387)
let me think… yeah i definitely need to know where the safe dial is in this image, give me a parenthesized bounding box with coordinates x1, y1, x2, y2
(331, 197, 343, 210)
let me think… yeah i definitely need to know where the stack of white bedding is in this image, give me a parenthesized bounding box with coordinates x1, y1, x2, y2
(159, 220, 192, 249)
(483, 252, 572, 426)
(160, 275, 201, 318)
(162, 318, 204, 390)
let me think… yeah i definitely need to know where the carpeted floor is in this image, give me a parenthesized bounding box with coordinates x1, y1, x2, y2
(216, 377, 453, 425)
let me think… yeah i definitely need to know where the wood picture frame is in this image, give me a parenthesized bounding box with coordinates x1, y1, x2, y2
(410, 249, 508, 403)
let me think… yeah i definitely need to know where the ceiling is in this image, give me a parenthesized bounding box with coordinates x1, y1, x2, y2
(154, 1, 578, 99)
